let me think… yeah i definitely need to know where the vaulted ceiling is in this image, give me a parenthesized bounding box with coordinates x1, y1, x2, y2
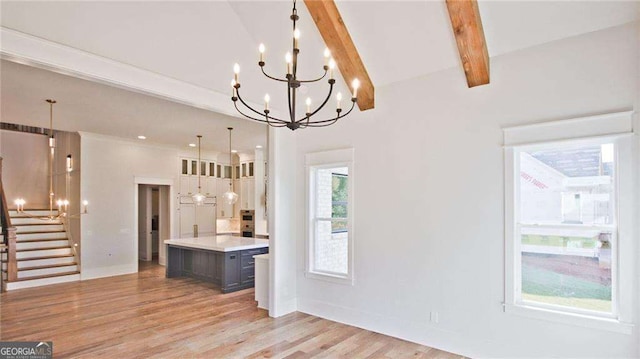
(0, 1, 637, 149)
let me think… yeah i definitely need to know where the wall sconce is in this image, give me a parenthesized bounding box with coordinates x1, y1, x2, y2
(66, 154, 73, 172)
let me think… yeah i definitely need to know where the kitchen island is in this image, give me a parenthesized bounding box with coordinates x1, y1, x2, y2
(164, 236, 269, 293)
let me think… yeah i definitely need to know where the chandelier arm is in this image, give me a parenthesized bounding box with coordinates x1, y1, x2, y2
(302, 100, 356, 126)
(236, 88, 273, 118)
(260, 66, 289, 83)
(304, 119, 340, 128)
(297, 69, 328, 84)
(233, 101, 288, 125)
(295, 81, 334, 123)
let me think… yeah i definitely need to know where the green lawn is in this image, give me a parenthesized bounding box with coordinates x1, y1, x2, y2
(522, 264, 611, 313)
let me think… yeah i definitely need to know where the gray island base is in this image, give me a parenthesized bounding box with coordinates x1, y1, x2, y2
(164, 236, 269, 293)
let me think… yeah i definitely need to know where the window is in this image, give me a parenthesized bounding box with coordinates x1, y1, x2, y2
(504, 112, 634, 332)
(516, 141, 616, 314)
(306, 148, 354, 283)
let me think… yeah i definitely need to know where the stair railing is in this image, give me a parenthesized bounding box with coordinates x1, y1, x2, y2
(0, 157, 18, 291)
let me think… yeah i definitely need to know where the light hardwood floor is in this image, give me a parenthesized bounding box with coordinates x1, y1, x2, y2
(1, 261, 464, 359)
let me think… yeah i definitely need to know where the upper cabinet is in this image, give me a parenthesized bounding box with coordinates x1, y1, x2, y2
(239, 161, 255, 178)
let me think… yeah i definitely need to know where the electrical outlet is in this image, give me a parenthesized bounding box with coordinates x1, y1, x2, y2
(430, 311, 439, 324)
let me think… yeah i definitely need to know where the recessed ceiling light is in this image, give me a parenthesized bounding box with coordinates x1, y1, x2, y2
(231, 150, 238, 153)
(256, 145, 263, 149)
(188, 143, 196, 147)
(137, 135, 146, 140)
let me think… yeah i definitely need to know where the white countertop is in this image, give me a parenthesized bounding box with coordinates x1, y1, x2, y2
(164, 235, 269, 252)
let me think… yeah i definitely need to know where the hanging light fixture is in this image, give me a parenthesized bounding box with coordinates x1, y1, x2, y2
(14, 99, 88, 220)
(230, 0, 359, 131)
(222, 127, 238, 205)
(192, 135, 206, 205)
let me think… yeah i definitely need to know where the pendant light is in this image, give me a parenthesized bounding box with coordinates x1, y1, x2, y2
(14, 99, 89, 219)
(222, 127, 238, 205)
(192, 135, 206, 205)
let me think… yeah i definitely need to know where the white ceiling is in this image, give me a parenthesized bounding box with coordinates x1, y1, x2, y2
(0, 1, 637, 148)
(0, 60, 267, 154)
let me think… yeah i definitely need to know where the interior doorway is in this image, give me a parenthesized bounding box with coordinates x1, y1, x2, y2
(138, 184, 170, 265)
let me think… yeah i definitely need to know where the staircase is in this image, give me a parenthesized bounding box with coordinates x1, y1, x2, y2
(2, 209, 80, 290)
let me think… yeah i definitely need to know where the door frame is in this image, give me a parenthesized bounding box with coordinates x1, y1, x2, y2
(134, 177, 174, 269)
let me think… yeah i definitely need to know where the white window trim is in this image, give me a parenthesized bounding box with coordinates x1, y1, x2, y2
(503, 111, 636, 334)
(305, 148, 354, 285)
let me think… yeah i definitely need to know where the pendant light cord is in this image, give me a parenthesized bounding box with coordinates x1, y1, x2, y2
(197, 135, 202, 191)
(228, 127, 233, 191)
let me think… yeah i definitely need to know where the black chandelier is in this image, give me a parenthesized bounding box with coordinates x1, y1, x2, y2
(231, 0, 360, 131)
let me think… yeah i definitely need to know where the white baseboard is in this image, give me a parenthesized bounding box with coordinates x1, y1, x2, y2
(269, 296, 298, 318)
(297, 298, 486, 359)
(80, 264, 137, 280)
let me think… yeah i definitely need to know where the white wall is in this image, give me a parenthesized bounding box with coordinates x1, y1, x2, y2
(80, 133, 182, 279)
(293, 23, 639, 358)
(268, 126, 298, 317)
(0, 130, 49, 208)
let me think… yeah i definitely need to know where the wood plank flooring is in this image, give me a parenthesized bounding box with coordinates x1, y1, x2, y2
(0, 261, 464, 358)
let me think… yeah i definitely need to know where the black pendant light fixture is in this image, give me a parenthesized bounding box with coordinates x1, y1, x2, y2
(230, 0, 360, 131)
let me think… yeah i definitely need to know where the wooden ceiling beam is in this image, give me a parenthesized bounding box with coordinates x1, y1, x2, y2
(445, 0, 490, 88)
(304, 0, 375, 110)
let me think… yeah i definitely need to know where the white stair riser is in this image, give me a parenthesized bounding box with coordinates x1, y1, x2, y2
(18, 265, 79, 279)
(17, 248, 72, 259)
(11, 217, 62, 225)
(9, 210, 59, 217)
(16, 232, 67, 240)
(16, 225, 64, 233)
(5, 274, 80, 291)
(16, 240, 70, 250)
(10, 256, 76, 269)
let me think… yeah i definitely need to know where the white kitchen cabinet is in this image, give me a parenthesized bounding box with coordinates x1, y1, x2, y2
(233, 179, 241, 218)
(239, 178, 255, 210)
(205, 177, 217, 197)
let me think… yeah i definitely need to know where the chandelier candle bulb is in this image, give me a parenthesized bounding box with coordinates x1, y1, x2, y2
(231, 79, 237, 97)
(82, 200, 89, 214)
(286, 52, 293, 74)
(306, 97, 312, 114)
(233, 63, 240, 83)
(264, 94, 270, 111)
(337, 92, 343, 109)
(324, 48, 331, 65)
(259, 43, 265, 62)
(352, 78, 360, 98)
(294, 29, 301, 49)
(328, 58, 336, 80)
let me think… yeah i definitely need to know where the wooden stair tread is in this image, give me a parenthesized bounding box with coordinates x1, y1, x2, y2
(14, 223, 62, 226)
(17, 230, 66, 235)
(7, 270, 80, 282)
(18, 262, 79, 271)
(17, 246, 71, 252)
(17, 238, 69, 243)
